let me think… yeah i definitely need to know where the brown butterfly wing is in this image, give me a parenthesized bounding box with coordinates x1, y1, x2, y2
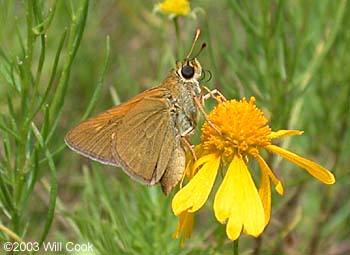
(65, 87, 177, 185)
(160, 144, 185, 195)
(115, 94, 176, 184)
(65, 104, 127, 166)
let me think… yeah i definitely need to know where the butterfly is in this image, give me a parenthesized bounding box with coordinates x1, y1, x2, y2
(65, 29, 211, 195)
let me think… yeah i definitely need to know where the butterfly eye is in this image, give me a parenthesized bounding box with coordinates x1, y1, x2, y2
(181, 65, 195, 79)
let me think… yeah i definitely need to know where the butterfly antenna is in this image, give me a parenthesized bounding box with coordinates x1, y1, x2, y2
(186, 28, 201, 59)
(192, 42, 207, 59)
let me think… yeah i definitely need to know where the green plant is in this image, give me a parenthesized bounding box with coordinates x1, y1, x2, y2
(0, 0, 349, 254)
(0, 0, 89, 246)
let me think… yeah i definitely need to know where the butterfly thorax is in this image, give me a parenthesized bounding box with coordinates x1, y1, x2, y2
(161, 63, 202, 137)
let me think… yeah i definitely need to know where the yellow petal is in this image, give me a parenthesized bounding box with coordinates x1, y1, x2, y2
(192, 153, 214, 170)
(180, 160, 192, 188)
(172, 154, 220, 216)
(226, 213, 243, 240)
(157, 0, 190, 16)
(214, 155, 265, 240)
(256, 154, 284, 195)
(184, 145, 204, 180)
(268, 130, 304, 139)
(266, 145, 335, 184)
(258, 161, 271, 226)
(213, 157, 236, 223)
(172, 211, 194, 246)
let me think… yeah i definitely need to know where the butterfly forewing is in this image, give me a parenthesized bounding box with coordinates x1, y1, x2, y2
(65, 105, 126, 166)
(65, 87, 178, 185)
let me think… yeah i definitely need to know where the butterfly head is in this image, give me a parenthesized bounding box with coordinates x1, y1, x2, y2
(174, 28, 207, 83)
(176, 58, 202, 82)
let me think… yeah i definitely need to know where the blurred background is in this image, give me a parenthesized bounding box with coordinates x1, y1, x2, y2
(0, 0, 349, 254)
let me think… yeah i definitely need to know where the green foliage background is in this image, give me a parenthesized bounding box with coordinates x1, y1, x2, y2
(0, 0, 349, 254)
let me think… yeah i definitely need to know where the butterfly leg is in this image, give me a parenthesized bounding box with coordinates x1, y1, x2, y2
(202, 86, 227, 102)
(181, 136, 197, 161)
(192, 95, 223, 136)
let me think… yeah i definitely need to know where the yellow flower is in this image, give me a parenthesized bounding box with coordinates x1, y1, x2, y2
(157, 0, 190, 16)
(172, 97, 335, 242)
(172, 146, 201, 245)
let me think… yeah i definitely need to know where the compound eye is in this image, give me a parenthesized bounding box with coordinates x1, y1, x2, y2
(181, 65, 195, 79)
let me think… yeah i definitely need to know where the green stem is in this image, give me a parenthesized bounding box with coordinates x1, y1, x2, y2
(233, 239, 239, 255)
(173, 17, 182, 59)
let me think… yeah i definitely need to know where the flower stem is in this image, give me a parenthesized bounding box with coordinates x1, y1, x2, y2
(173, 16, 182, 59)
(233, 239, 239, 255)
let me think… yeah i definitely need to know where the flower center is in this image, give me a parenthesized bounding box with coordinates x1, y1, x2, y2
(201, 97, 271, 161)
